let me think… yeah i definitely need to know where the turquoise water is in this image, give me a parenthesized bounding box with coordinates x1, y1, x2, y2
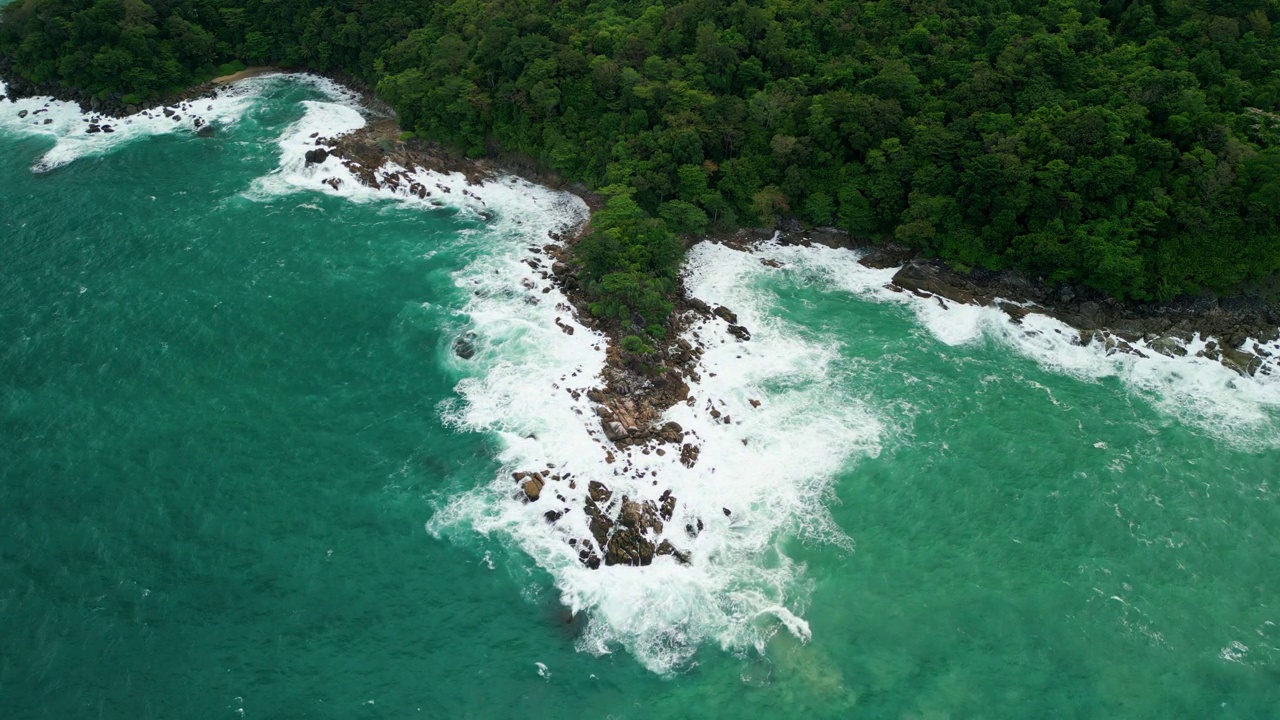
(2, 77, 1279, 719)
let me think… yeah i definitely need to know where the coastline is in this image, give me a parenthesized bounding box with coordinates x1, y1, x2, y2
(6, 69, 1276, 571)
(5, 62, 1276, 369)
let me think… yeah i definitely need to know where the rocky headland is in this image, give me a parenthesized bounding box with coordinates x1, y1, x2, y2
(16, 70, 1273, 570)
(306, 99, 1280, 570)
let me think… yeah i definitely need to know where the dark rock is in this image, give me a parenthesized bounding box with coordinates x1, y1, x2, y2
(587, 481, 612, 505)
(17, 110, 27, 119)
(1149, 336, 1187, 358)
(858, 243, 918, 269)
(656, 540, 691, 564)
(998, 301, 1032, 324)
(680, 443, 700, 468)
(891, 261, 979, 305)
(453, 332, 477, 359)
(713, 306, 739, 324)
(727, 324, 751, 341)
(1221, 347, 1260, 376)
(162, 108, 174, 118)
(578, 549, 601, 569)
(604, 527, 654, 566)
(658, 490, 676, 521)
(101, 125, 114, 133)
(305, 148, 330, 166)
(687, 297, 712, 315)
(658, 421, 684, 443)
(617, 496, 662, 533)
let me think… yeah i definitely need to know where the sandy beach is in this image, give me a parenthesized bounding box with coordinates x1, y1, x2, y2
(212, 66, 281, 84)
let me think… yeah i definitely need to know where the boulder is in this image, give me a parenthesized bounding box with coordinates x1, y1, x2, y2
(658, 421, 683, 443)
(605, 527, 654, 566)
(998, 301, 1032, 324)
(727, 324, 751, 341)
(521, 473, 545, 502)
(858, 243, 918, 269)
(617, 496, 663, 534)
(602, 419, 629, 441)
(1221, 347, 1260, 376)
(305, 148, 330, 166)
(587, 480, 612, 504)
(680, 443, 700, 468)
(453, 332, 477, 359)
(1148, 336, 1187, 358)
(713, 306, 739, 324)
(656, 540, 691, 565)
(658, 490, 676, 521)
(891, 261, 978, 306)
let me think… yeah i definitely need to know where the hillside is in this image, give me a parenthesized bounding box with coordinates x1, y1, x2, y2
(3, 0, 1279, 331)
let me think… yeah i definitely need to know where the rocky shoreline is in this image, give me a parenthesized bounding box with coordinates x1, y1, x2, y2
(307, 119, 730, 570)
(307, 101, 1280, 571)
(14, 69, 1274, 570)
(713, 224, 1279, 376)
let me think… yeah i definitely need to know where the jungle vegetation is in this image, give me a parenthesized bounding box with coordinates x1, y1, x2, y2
(4, 0, 1280, 325)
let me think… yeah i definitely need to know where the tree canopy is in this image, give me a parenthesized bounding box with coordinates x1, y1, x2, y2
(4, 0, 1280, 325)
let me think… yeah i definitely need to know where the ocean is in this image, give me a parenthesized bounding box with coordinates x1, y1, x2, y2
(2, 74, 1279, 719)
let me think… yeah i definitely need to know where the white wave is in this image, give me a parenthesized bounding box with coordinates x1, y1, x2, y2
(189, 72, 1277, 678)
(744, 239, 1280, 450)
(243, 93, 547, 226)
(0, 73, 360, 173)
(430, 240, 883, 674)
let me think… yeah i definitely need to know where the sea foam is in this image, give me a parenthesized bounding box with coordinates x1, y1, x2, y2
(738, 239, 1280, 451)
(430, 237, 884, 674)
(0, 77, 271, 172)
(244, 81, 1278, 675)
(252, 100, 892, 672)
(15, 71, 1273, 675)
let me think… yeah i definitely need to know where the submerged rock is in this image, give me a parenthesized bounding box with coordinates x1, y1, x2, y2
(453, 332, 477, 360)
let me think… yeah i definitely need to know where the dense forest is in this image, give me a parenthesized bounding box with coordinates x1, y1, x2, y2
(3, 0, 1280, 328)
